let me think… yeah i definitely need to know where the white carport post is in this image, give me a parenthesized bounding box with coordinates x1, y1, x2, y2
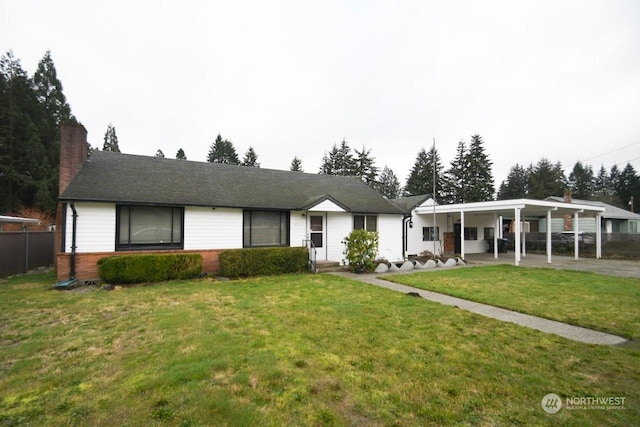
(493, 213, 499, 259)
(514, 207, 521, 266)
(522, 219, 527, 257)
(460, 210, 465, 259)
(574, 212, 580, 260)
(596, 213, 602, 259)
(546, 209, 552, 264)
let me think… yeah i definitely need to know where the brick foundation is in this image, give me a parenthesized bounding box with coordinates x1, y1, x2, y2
(56, 249, 223, 282)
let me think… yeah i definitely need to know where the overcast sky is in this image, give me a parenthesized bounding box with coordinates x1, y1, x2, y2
(2, 0, 639, 187)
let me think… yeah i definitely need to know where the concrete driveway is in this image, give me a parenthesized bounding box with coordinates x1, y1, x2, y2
(463, 253, 640, 279)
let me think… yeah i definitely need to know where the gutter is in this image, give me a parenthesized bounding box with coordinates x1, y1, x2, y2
(53, 202, 78, 289)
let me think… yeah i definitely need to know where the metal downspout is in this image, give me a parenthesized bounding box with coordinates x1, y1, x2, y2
(70, 203, 78, 280)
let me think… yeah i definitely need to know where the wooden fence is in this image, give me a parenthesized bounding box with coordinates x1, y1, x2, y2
(0, 232, 55, 278)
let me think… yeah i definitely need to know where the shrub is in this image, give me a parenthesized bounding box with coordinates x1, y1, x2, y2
(219, 247, 309, 278)
(97, 254, 202, 284)
(342, 229, 379, 273)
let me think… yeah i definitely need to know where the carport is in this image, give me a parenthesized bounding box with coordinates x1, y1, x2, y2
(414, 199, 606, 266)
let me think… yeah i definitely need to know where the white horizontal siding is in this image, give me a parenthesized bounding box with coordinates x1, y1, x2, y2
(65, 202, 115, 252)
(377, 214, 403, 262)
(326, 213, 352, 263)
(183, 207, 242, 250)
(290, 211, 307, 247)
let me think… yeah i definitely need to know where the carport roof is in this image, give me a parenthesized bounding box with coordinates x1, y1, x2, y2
(414, 198, 606, 217)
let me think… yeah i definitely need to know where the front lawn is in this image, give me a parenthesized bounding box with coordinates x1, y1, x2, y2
(385, 265, 640, 341)
(0, 271, 638, 426)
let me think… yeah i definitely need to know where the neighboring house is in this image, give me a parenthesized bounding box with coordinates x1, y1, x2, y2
(55, 125, 405, 282)
(395, 195, 606, 265)
(544, 196, 640, 235)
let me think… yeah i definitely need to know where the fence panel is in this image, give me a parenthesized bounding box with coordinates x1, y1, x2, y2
(0, 232, 54, 278)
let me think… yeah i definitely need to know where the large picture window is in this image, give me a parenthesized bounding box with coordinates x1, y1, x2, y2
(243, 210, 290, 247)
(464, 227, 478, 241)
(117, 206, 183, 250)
(353, 215, 377, 232)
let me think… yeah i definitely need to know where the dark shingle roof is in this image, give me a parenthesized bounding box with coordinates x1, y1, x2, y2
(60, 151, 405, 214)
(391, 194, 432, 212)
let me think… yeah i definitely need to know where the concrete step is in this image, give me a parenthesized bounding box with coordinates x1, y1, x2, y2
(315, 261, 346, 273)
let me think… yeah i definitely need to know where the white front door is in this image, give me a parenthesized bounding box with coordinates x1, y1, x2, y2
(310, 214, 326, 260)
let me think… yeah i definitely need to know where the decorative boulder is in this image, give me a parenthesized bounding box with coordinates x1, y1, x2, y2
(375, 263, 389, 273)
(456, 257, 466, 265)
(389, 262, 401, 271)
(444, 258, 457, 267)
(399, 261, 414, 271)
(424, 259, 437, 269)
(414, 261, 425, 269)
(436, 259, 445, 267)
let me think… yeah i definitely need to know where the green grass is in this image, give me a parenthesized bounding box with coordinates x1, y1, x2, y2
(385, 265, 640, 341)
(0, 270, 638, 426)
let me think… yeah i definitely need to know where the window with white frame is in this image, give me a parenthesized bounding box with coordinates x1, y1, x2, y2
(353, 215, 377, 232)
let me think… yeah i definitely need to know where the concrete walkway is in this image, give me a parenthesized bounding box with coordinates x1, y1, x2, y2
(330, 270, 628, 346)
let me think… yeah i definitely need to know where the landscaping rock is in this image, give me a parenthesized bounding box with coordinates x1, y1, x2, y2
(414, 261, 425, 269)
(444, 258, 457, 267)
(374, 263, 389, 273)
(436, 260, 444, 267)
(399, 261, 414, 271)
(389, 262, 401, 271)
(424, 259, 437, 269)
(456, 257, 466, 265)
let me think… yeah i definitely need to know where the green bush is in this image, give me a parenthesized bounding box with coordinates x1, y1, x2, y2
(342, 229, 379, 272)
(97, 253, 202, 284)
(219, 247, 309, 278)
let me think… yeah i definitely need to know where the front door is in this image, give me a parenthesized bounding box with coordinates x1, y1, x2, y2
(454, 223, 462, 254)
(310, 215, 325, 259)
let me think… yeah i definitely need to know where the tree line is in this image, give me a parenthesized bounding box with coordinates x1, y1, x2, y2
(2, 50, 638, 216)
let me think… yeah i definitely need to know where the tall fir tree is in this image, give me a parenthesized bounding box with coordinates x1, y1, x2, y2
(378, 165, 401, 199)
(176, 148, 187, 160)
(207, 134, 239, 164)
(352, 146, 378, 187)
(568, 161, 594, 200)
(592, 165, 612, 203)
(443, 140, 468, 203)
(464, 134, 495, 202)
(404, 146, 445, 200)
(527, 158, 566, 199)
(241, 146, 260, 167)
(497, 164, 529, 200)
(319, 139, 354, 175)
(612, 163, 640, 210)
(102, 124, 121, 152)
(289, 156, 303, 172)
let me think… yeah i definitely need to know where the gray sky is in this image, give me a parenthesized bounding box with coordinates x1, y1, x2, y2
(2, 0, 639, 187)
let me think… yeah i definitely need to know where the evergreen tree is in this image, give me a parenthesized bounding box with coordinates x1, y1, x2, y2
(568, 161, 594, 200)
(527, 158, 566, 199)
(353, 146, 378, 187)
(592, 165, 612, 203)
(0, 51, 44, 212)
(319, 139, 354, 175)
(289, 156, 303, 172)
(207, 134, 239, 164)
(102, 124, 121, 152)
(176, 148, 187, 160)
(464, 134, 495, 202)
(378, 165, 401, 199)
(404, 146, 445, 200)
(241, 146, 260, 167)
(155, 149, 165, 158)
(611, 163, 640, 210)
(443, 140, 468, 203)
(497, 164, 528, 200)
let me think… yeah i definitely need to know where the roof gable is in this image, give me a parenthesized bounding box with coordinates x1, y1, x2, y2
(60, 151, 405, 215)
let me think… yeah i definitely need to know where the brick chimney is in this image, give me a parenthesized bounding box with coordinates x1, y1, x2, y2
(56, 123, 87, 257)
(59, 123, 88, 196)
(563, 189, 573, 231)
